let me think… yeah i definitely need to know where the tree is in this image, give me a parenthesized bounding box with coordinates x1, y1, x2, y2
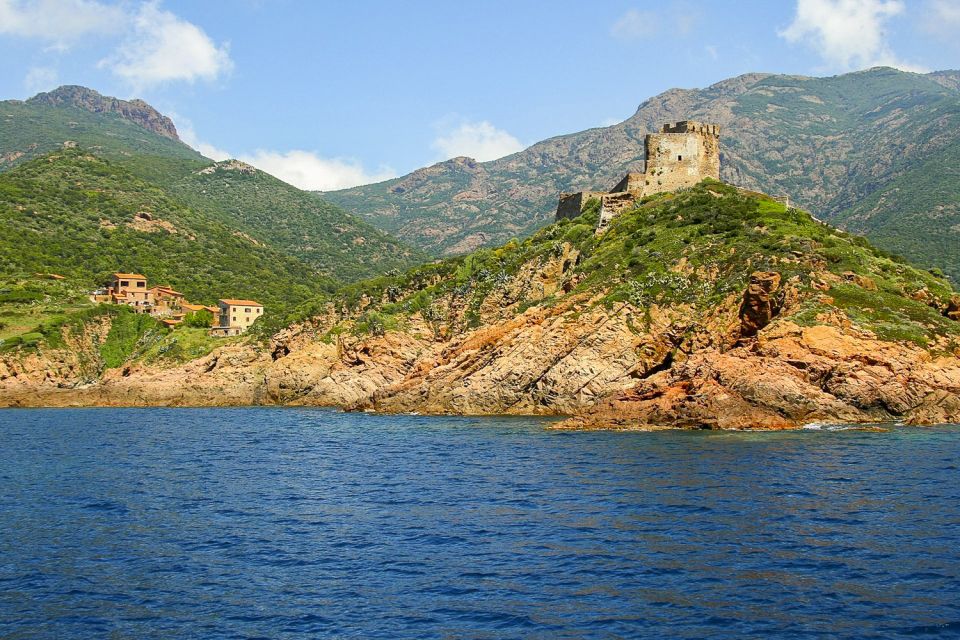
(183, 308, 213, 328)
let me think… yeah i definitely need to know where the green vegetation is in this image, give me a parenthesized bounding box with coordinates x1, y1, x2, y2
(139, 326, 235, 366)
(832, 137, 960, 281)
(168, 162, 428, 281)
(0, 99, 206, 183)
(1, 91, 427, 285)
(183, 308, 213, 328)
(0, 276, 94, 345)
(0, 150, 332, 311)
(286, 182, 958, 348)
(100, 308, 162, 368)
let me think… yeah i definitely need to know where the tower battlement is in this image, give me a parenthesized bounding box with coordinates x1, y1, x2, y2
(661, 121, 721, 136)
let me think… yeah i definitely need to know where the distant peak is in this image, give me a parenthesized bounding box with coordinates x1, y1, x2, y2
(26, 85, 180, 141)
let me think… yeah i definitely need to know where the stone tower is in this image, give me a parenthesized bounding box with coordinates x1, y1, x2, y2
(555, 120, 722, 229)
(642, 121, 721, 195)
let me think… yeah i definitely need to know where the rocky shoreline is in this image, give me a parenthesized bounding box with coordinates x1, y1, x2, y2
(5, 185, 960, 430)
(4, 302, 959, 430)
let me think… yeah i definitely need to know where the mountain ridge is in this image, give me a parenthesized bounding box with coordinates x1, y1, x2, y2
(26, 85, 181, 141)
(325, 67, 960, 279)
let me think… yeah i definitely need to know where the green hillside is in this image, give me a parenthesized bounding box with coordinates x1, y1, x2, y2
(271, 182, 959, 351)
(0, 86, 426, 283)
(0, 150, 332, 310)
(832, 138, 960, 278)
(0, 92, 206, 185)
(167, 161, 427, 281)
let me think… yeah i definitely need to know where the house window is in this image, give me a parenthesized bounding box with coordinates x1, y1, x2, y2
(120, 281, 129, 287)
(245, 308, 251, 313)
(233, 316, 237, 322)
(677, 155, 682, 161)
(136, 281, 145, 288)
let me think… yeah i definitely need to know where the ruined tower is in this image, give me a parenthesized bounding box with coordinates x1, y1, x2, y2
(642, 121, 721, 195)
(555, 121, 721, 229)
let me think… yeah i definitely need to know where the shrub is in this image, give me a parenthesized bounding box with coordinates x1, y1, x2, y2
(183, 309, 213, 328)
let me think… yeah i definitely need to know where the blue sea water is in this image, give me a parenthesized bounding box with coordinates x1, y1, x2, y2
(1, 409, 959, 639)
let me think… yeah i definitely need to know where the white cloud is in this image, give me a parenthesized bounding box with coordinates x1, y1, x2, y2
(705, 44, 719, 60)
(0, 1, 233, 87)
(432, 120, 524, 162)
(610, 9, 657, 39)
(240, 150, 397, 191)
(99, 2, 232, 88)
(779, 0, 925, 72)
(0, 0, 125, 47)
(23, 66, 59, 94)
(173, 112, 395, 190)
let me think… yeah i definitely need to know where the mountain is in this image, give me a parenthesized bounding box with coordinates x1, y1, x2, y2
(1, 85, 205, 184)
(0, 149, 329, 309)
(324, 67, 960, 278)
(5, 181, 960, 429)
(0, 86, 426, 283)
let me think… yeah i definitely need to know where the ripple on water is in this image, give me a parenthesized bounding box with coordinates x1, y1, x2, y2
(1, 409, 959, 639)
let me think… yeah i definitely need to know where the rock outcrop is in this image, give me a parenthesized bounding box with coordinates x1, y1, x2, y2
(27, 85, 180, 140)
(557, 322, 960, 430)
(739, 271, 783, 337)
(946, 295, 960, 321)
(7, 298, 959, 431)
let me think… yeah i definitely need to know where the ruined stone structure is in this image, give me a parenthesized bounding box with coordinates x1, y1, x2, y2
(556, 121, 721, 230)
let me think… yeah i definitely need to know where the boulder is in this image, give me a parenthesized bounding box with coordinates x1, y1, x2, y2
(946, 295, 960, 321)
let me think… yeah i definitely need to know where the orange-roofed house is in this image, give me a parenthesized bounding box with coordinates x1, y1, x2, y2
(96, 273, 154, 312)
(210, 299, 263, 336)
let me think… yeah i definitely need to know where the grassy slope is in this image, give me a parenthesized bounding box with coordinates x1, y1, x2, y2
(0, 96, 426, 284)
(0, 150, 332, 311)
(285, 181, 958, 350)
(167, 163, 428, 282)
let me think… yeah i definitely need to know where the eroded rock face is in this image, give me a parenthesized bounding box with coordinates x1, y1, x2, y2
(26, 85, 179, 140)
(3, 261, 959, 430)
(739, 271, 782, 337)
(557, 322, 960, 430)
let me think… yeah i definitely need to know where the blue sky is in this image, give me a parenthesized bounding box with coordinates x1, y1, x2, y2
(1, 0, 958, 190)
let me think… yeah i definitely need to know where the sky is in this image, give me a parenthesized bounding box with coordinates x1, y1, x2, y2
(1, 0, 959, 190)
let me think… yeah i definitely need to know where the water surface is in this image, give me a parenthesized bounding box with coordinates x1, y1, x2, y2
(1, 408, 959, 638)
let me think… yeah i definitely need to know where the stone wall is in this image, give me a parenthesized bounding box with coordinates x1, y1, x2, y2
(556, 191, 605, 221)
(610, 172, 646, 194)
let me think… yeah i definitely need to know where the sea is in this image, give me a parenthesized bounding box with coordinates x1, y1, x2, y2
(1, 408, 959, 639)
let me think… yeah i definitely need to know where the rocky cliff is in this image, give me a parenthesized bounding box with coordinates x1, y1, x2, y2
(26, 86, 180, 141)
(3, 182, 959, 430)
